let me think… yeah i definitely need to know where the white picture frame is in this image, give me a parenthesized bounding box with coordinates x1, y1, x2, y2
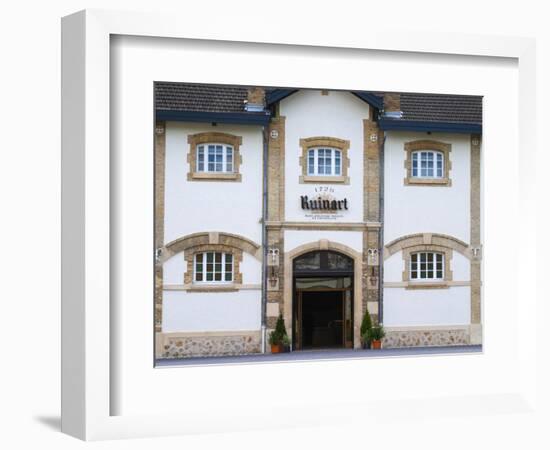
(61, 9, 538, 441)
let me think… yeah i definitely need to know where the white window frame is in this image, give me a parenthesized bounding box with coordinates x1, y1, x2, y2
(410, 252, 444, 281)
(196, 143, 234, 173)
(193, 252, 234, 283)
(307, 147, 342, 176)
(411, 150, 444, 179)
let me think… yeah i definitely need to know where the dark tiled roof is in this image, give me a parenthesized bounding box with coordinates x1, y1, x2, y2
(400, 93, 482, 125)
(155, 82, 482, 125)
(155, 82, 249, 113)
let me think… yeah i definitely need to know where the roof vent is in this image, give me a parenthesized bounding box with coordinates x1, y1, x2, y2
(382, 111, 403, 119)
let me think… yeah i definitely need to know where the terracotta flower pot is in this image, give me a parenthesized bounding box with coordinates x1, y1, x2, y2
(271, 344, 283, 353)
(371, 340, 382, 349)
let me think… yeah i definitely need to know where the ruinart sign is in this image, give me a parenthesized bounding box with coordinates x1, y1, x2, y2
(300, 195, 349, 211)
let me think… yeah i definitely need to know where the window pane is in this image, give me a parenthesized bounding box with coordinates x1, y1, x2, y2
(308, 150, 315, 175)
(324, 149, 332, 175)
(294, 252, 321, 270)
(436, 153, 443, 177)
(197, 147, 204, 171)
(207, 148, 216, 171)
(327, 252, 353, 270)
(335, 151, 341, 175)
(206, 272, 213, 281)
(318, 149, 325, 174)
(206, 253, 213, 263)
(226, 147, 233, 172)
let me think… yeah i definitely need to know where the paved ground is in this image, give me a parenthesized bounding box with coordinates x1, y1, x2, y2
(156, 345, 482, 368)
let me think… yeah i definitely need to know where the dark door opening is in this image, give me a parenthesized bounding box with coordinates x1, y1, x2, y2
(292, 251, 354, 351)
(301, 291, 344, 349)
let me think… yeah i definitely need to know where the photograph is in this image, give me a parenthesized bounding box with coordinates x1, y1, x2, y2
(153, 83, 483, 363)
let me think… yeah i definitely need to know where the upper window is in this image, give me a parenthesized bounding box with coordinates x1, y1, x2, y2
(404, 140, 452, 186)
(307, 148, 342, 176)
(411, 150, 444, 179)
(197, 144, 234, 173)
(410, 252, 444, 281)
(187, 132, 242, 182)
(299, 137, 350, 184)
(194, 252, 233, 283)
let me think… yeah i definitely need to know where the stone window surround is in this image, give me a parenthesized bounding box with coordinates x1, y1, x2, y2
(161, 231, 262, 292)
(299, 136, 350, 184)
(184, 244, 243, 291)
(187, 132, 243, 182)
(384, 232, 473, 290)
(404, 139, 452, 187)
(402, 245, 453, 289)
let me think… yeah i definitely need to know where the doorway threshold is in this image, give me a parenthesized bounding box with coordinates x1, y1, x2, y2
(155, 345, 482, 368)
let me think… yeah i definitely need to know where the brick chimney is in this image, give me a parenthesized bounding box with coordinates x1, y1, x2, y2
(383, 92, 401, 113)
(245, 87, 266, 112)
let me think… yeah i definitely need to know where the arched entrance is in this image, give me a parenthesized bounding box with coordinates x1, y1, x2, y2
(292, 250, 354, 350)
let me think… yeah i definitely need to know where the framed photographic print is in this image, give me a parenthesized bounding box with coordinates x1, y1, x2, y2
(62, 8, 538, 441)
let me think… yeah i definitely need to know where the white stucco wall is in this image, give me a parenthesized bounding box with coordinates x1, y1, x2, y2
(383, 131, 471, 244)
(162, 290, 261, 332)
(162, 122, 263, 333)
(240, 253, 262, 285)
(383, 128, 473, 327)
(164, 122, 263, 246)
(279, 90, 370, 223)
(284, 230, 363, 254)
(383, 286, 470, 326)
(163, 252, 186, 285)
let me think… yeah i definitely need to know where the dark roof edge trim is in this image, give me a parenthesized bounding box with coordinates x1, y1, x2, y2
(379, 119, 482, 134)
(156, 110, 271, 125)
(351, 92, 384, 110)
(266, 89, 299, 105)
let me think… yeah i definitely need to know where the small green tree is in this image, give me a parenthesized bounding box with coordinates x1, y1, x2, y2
(270, 314, 288, 345)
(274, 314, 287, 338)
(360, 308, 373, 338)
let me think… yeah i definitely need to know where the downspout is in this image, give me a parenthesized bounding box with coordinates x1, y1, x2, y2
(378, 134, 386, 324)
(261, 125, 269, 353)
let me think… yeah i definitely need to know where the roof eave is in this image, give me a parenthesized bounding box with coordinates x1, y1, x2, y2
(350, 92, 384, 110)
(156, 110, 271, 125)
(379, 119, 482, 134)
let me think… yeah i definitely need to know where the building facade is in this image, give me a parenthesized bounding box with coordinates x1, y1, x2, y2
(154, 83, 482, 359)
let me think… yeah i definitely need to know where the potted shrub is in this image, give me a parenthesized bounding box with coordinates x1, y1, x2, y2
(360, 309, 373, 349)
(268, 329, 283, 353)
(367, 325, 386, 349)
(269, 314, 289, 354)
(282, 334, 291, 353)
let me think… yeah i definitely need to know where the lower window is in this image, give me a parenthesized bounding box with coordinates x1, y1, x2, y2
(194, 252, 233, 282)
(410, 252, 444, 281)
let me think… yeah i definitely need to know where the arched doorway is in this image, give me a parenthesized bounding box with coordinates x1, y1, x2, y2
(293, 250, 354, 350)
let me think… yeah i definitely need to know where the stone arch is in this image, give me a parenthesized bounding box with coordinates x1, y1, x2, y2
(283, 240, 364, 349)
(384, 233, 471, 261)
(161, 231, 262, 262)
